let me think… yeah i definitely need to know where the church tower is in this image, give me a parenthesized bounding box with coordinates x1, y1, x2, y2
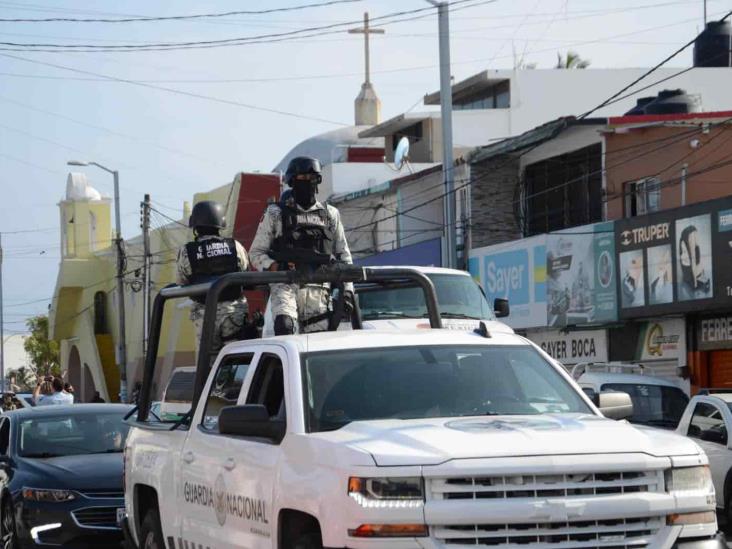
(60, 173, 111, 259)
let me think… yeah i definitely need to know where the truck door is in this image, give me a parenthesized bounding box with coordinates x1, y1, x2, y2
(684, 400, 732, 507)
(177, 352, 256, 549)
(223, 349, 288, 546)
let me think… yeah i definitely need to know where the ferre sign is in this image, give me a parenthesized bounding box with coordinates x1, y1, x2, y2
(697, 315, 732, 350)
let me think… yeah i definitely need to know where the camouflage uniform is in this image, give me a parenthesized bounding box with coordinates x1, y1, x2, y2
(176, 235, 250, 358)
(250, 200, 352, 333)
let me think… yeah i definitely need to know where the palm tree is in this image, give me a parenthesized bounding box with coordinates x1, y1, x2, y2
(556, 51, 591, 69)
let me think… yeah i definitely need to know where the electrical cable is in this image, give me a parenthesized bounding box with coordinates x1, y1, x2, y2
(0, 0, 488, 51)
(0, 0, 363, 23)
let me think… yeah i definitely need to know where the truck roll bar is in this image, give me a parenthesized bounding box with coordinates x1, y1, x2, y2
(137, 265, 442, 422)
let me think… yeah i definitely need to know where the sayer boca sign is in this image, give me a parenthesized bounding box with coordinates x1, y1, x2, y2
(615, 195, 732, 318)
(529, 329, 608, 364)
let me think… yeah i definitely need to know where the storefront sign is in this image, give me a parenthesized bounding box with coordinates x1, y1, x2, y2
(697, 314, 732, 351)
(615, 196, 732, 318)
(638, 318, 686, 361)
(469, 235, 547, 329)
(529, 329, 608, 364)
(546, 221, 617, 327)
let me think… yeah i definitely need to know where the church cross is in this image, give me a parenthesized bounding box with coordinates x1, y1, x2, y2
(348, 12, 384, 85)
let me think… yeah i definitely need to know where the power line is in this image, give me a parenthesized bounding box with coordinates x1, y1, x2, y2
(0, 53, 350, 126)
(0, 0, 488, 52)
(0, 0, 363, 23)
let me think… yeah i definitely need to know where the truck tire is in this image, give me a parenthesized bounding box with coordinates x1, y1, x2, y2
(293, 532, 323, 549)
(140, 509, 165, 549)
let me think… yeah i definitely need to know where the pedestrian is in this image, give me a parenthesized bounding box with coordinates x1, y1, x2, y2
(33, 376, 74, 406)
(176, 200, 250, 362)
(250, 156, 354, 334)
(90, 391, 105, 403)
(64, 382, 75, 400)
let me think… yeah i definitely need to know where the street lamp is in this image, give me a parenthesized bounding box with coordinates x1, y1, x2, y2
(67, 160, 128, 403)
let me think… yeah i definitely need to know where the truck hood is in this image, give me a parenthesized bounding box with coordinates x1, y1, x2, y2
(318, 414, 701, 466)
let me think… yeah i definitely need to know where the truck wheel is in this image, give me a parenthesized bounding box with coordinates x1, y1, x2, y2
(293, 532, 323, 549)
(140, 510, 165, 549)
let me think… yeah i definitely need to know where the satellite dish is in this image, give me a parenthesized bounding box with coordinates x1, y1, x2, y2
(394, 137, 411, 170)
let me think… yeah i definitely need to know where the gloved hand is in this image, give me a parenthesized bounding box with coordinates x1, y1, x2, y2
(343, 290, 355, 315)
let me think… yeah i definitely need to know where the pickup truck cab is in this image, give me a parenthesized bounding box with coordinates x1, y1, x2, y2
(676, 391, 732, 521)
(572, 363, 689, 429)
(262, 266, 513, 337)
(124, 268, 724, 549)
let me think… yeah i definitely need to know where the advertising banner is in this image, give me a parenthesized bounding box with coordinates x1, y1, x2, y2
(615, 196, 732, 318)
(528, 329, 608, 365)
(546, 222, 617, 327)
(468, 235, 547, 329)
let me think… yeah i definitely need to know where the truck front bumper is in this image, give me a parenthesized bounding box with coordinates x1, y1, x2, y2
(673, 532, 727, 549)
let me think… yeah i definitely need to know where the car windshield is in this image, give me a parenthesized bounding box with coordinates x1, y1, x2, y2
(303, 345, 591, 432)
(600, 383, 689, 428)
(18, 411, 130, 458)
(359, 273, 495, 320)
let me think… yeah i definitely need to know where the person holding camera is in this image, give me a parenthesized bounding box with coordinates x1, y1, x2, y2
(33, 376, 74, 406)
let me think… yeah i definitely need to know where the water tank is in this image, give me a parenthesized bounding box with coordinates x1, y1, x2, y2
(694, 20, 732, 67)
(624, 89, 700, 115)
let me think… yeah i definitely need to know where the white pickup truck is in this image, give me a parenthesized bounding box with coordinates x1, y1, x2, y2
(123, 267, 725, 549)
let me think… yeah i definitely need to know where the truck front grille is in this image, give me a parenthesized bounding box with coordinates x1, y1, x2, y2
(434, 515, 663, 548)
(431, 471, 663, 500)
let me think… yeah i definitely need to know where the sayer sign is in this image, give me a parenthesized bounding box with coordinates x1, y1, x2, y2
(469, 235, 547, 329)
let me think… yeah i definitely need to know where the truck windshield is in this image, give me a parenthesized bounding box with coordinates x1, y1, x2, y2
(359, 274, 495, 320)
(600, 383, 689, 428)
(303, 345, 591, 432)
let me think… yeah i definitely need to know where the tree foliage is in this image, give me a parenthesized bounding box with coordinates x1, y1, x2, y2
(6, 366, 35, 392)
(556, 51, 591, 69)
(23, 315, 60, 378)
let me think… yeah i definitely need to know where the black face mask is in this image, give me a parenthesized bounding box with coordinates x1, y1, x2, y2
(292, 181, 317, 209)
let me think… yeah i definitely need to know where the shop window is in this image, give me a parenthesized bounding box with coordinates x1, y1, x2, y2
(625, 177, 661, 217)
(523, 144, 603, 235)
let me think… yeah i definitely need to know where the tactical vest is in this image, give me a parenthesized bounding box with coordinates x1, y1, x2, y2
(185, 237, 242, 304)
(270, 204, 334, 269)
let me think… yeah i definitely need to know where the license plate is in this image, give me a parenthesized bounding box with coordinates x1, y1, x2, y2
(116, 508, 125, 526)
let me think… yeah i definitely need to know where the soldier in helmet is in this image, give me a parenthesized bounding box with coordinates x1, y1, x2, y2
(176, 200, 250, 360)
(250, 156, 354, 335)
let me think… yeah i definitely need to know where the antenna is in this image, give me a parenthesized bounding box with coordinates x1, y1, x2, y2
(394, 136, 413, 173)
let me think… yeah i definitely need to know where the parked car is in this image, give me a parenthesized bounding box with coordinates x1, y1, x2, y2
(0, 403, 133, 547)
(262, 266, 513, 336)
(572, 362, 689, 429)
(676, 391, 732, 521)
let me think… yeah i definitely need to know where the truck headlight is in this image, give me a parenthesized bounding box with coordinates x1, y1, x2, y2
(665, 466, 713, 494)
(348, 477, 424, 508)
(22, 488, 76, 502)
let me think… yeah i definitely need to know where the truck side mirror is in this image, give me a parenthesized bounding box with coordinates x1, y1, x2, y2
(598, 391, 633, 420)
(218, 404, 285, 442)
(494, 298, 510, 318)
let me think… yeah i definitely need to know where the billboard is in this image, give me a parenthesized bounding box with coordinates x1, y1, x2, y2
(468, 235, 547, 329)
(546, 222, 617, 327)
(615, 196, 732, 319)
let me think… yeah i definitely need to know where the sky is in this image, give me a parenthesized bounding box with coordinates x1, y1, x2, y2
(0, 0, 724, 334)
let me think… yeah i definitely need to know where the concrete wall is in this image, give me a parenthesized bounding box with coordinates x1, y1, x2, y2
(605, 124, 732, 220)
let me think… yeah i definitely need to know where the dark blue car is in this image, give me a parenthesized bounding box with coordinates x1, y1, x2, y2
(0, 404, 132, 548)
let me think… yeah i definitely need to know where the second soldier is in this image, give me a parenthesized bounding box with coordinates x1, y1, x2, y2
(176, 200, 249, 361)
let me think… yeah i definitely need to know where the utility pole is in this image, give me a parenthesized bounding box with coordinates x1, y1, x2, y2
(427, 1, 457, 269)
(140, 194, 152, 358)
(0, 233, 4, 393)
